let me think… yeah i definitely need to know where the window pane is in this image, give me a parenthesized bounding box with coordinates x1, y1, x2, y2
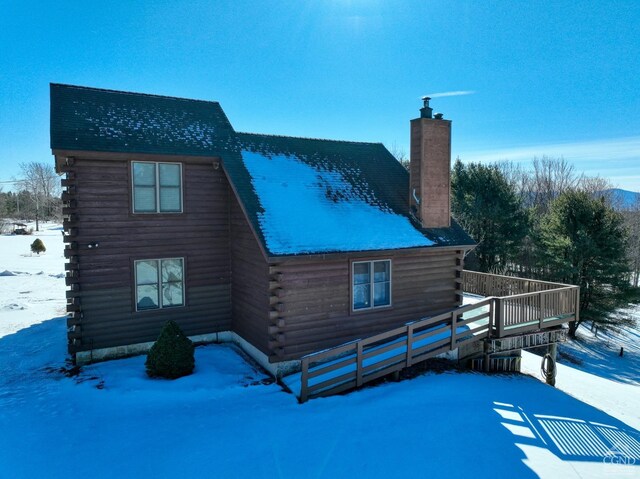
(134, 186, 157, 212)
(161, 259, 183, 283)
(136, 260, 158, 285)
(353, 284, 371, 310)
(159, 164, 181, 186)
(162, 282, 184, 307)
(374, 261, 390, 282)
(373, 282, 390, 307)
(353, 262, 370, 285)
(159, 186, 181, 212)
(137, 284, 159, 310)
(133, 162, 156, 186)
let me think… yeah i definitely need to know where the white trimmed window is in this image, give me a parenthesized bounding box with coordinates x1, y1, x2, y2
(132, 162, 182, 213)
(352, 260, 391, 311)
(135, 258, 184, 311)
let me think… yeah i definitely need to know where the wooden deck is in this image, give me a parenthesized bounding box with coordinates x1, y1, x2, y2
(288, 270, 579, 402)
(463, 271, 579, 336)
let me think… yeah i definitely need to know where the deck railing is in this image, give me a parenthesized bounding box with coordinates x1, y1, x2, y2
(462, 270, 572, 297)
(296, 271, 579, 402)
(299, 298, 493, 402)
(463, 270, 579, 336)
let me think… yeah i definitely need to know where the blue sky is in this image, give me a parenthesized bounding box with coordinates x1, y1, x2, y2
(1, 0, 639, 191)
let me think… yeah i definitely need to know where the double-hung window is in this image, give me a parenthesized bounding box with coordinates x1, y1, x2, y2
(135, 258, 184, 311)
(132, 161, 182, 213)
(352, 259, 391, 311)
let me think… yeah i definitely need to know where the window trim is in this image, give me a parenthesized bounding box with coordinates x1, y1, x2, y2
(134, 257, 185, 312)
(351, 259, 392, 312)
(131, 161, 184, 214)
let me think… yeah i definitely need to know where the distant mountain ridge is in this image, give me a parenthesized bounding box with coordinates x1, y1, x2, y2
(605, 188, 640, 210)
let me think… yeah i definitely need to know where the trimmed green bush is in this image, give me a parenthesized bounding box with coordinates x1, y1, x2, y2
(145, 320, 195, 379)
(30, 238, 46, 255)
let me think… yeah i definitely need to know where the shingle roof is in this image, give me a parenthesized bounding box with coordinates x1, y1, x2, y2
(50, 84, 475, 256)
(50, 83, 235, 156)
(225, 133, 474, 256)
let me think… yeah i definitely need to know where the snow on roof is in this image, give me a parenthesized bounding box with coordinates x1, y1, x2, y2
(50, 83, 234, 156)
(241, 150, 434, 255)
(50, 85, 475, 255)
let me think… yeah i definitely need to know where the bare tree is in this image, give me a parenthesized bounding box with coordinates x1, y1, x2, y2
(579, 175, 617, 206)
(496, 160, 530, 203)
(18, 162, 60, 231)
(529, 156, 579, 213)
(623, 198, 640, 287)
(387, 141, 409, 170)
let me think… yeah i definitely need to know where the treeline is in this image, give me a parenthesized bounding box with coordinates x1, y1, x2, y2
(452, 156, 640, 336)
(0, 162, 61, 231)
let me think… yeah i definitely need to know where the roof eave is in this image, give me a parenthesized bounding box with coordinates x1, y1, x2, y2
(266, 243, 476, 263)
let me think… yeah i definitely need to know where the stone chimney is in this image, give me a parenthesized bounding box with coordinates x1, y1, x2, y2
(409, 97, 451, 228)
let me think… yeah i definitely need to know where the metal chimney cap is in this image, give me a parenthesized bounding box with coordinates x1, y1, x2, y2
(434, 112, 444, 120)
(420, 96, 433, 119)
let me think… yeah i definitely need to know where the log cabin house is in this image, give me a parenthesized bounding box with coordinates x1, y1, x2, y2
(51, 84, 577, 384)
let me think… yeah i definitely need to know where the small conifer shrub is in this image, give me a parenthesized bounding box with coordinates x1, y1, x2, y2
(145, 320, 195, 379)
(30, 238, 46, 255)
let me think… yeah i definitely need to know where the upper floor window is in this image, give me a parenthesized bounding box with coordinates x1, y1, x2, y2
(135, 258, 184, 311)
(352, 259, 391, 311)
(132, 162, 182, 213)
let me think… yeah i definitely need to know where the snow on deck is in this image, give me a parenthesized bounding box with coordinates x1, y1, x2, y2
(241, 150, 434, 254)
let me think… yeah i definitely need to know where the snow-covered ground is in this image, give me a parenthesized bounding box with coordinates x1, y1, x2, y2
(522, 316, 640, 432)
(558, 317, 640, 386)
(0, 224, 66, 337)
(1, 224, 639, 478)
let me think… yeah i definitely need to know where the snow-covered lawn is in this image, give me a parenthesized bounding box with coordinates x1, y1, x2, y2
(522, 350, 640, 432)
(522, 316, 640, 432)
(557, 317, 640, 386)
(1, 225, 639, 478)
(0, 224, 66, 337)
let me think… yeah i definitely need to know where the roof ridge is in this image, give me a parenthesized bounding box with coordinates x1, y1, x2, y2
(50, 83, 221, 105)
(237, 131, 383, 146)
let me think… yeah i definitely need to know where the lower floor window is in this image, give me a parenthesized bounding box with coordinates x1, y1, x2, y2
(135, 258, 184, 311)
(353, 259, 391, 310)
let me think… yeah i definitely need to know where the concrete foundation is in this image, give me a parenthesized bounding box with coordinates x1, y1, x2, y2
(75, 331, 300, 379)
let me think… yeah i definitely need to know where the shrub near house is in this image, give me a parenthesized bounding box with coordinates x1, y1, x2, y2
(145, 320, 195, 379)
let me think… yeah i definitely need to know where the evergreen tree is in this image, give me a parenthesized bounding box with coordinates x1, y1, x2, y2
(538, 190, 639, 336)
(145, 320, 195, 379)
(451, 159, 529, 272)
(30, 238, 46, 255)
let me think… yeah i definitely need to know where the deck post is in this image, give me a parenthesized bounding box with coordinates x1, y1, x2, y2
(356, 342, 363, 387)
(483, 340, 491, 372)
(300, 357, 309, 403)
(450, 311, 458, 350)
(489, 299, 495, 332)
(406, 324, 414, 368)
(495, 298, 504, 337)
(539, 292, 546, 329)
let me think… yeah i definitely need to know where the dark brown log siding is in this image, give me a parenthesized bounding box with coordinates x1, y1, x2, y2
(271, 249, 462, 361)
(60, 151, 464, 365)
(65, 154, 232, 352)
(230, 194, 270, 355)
